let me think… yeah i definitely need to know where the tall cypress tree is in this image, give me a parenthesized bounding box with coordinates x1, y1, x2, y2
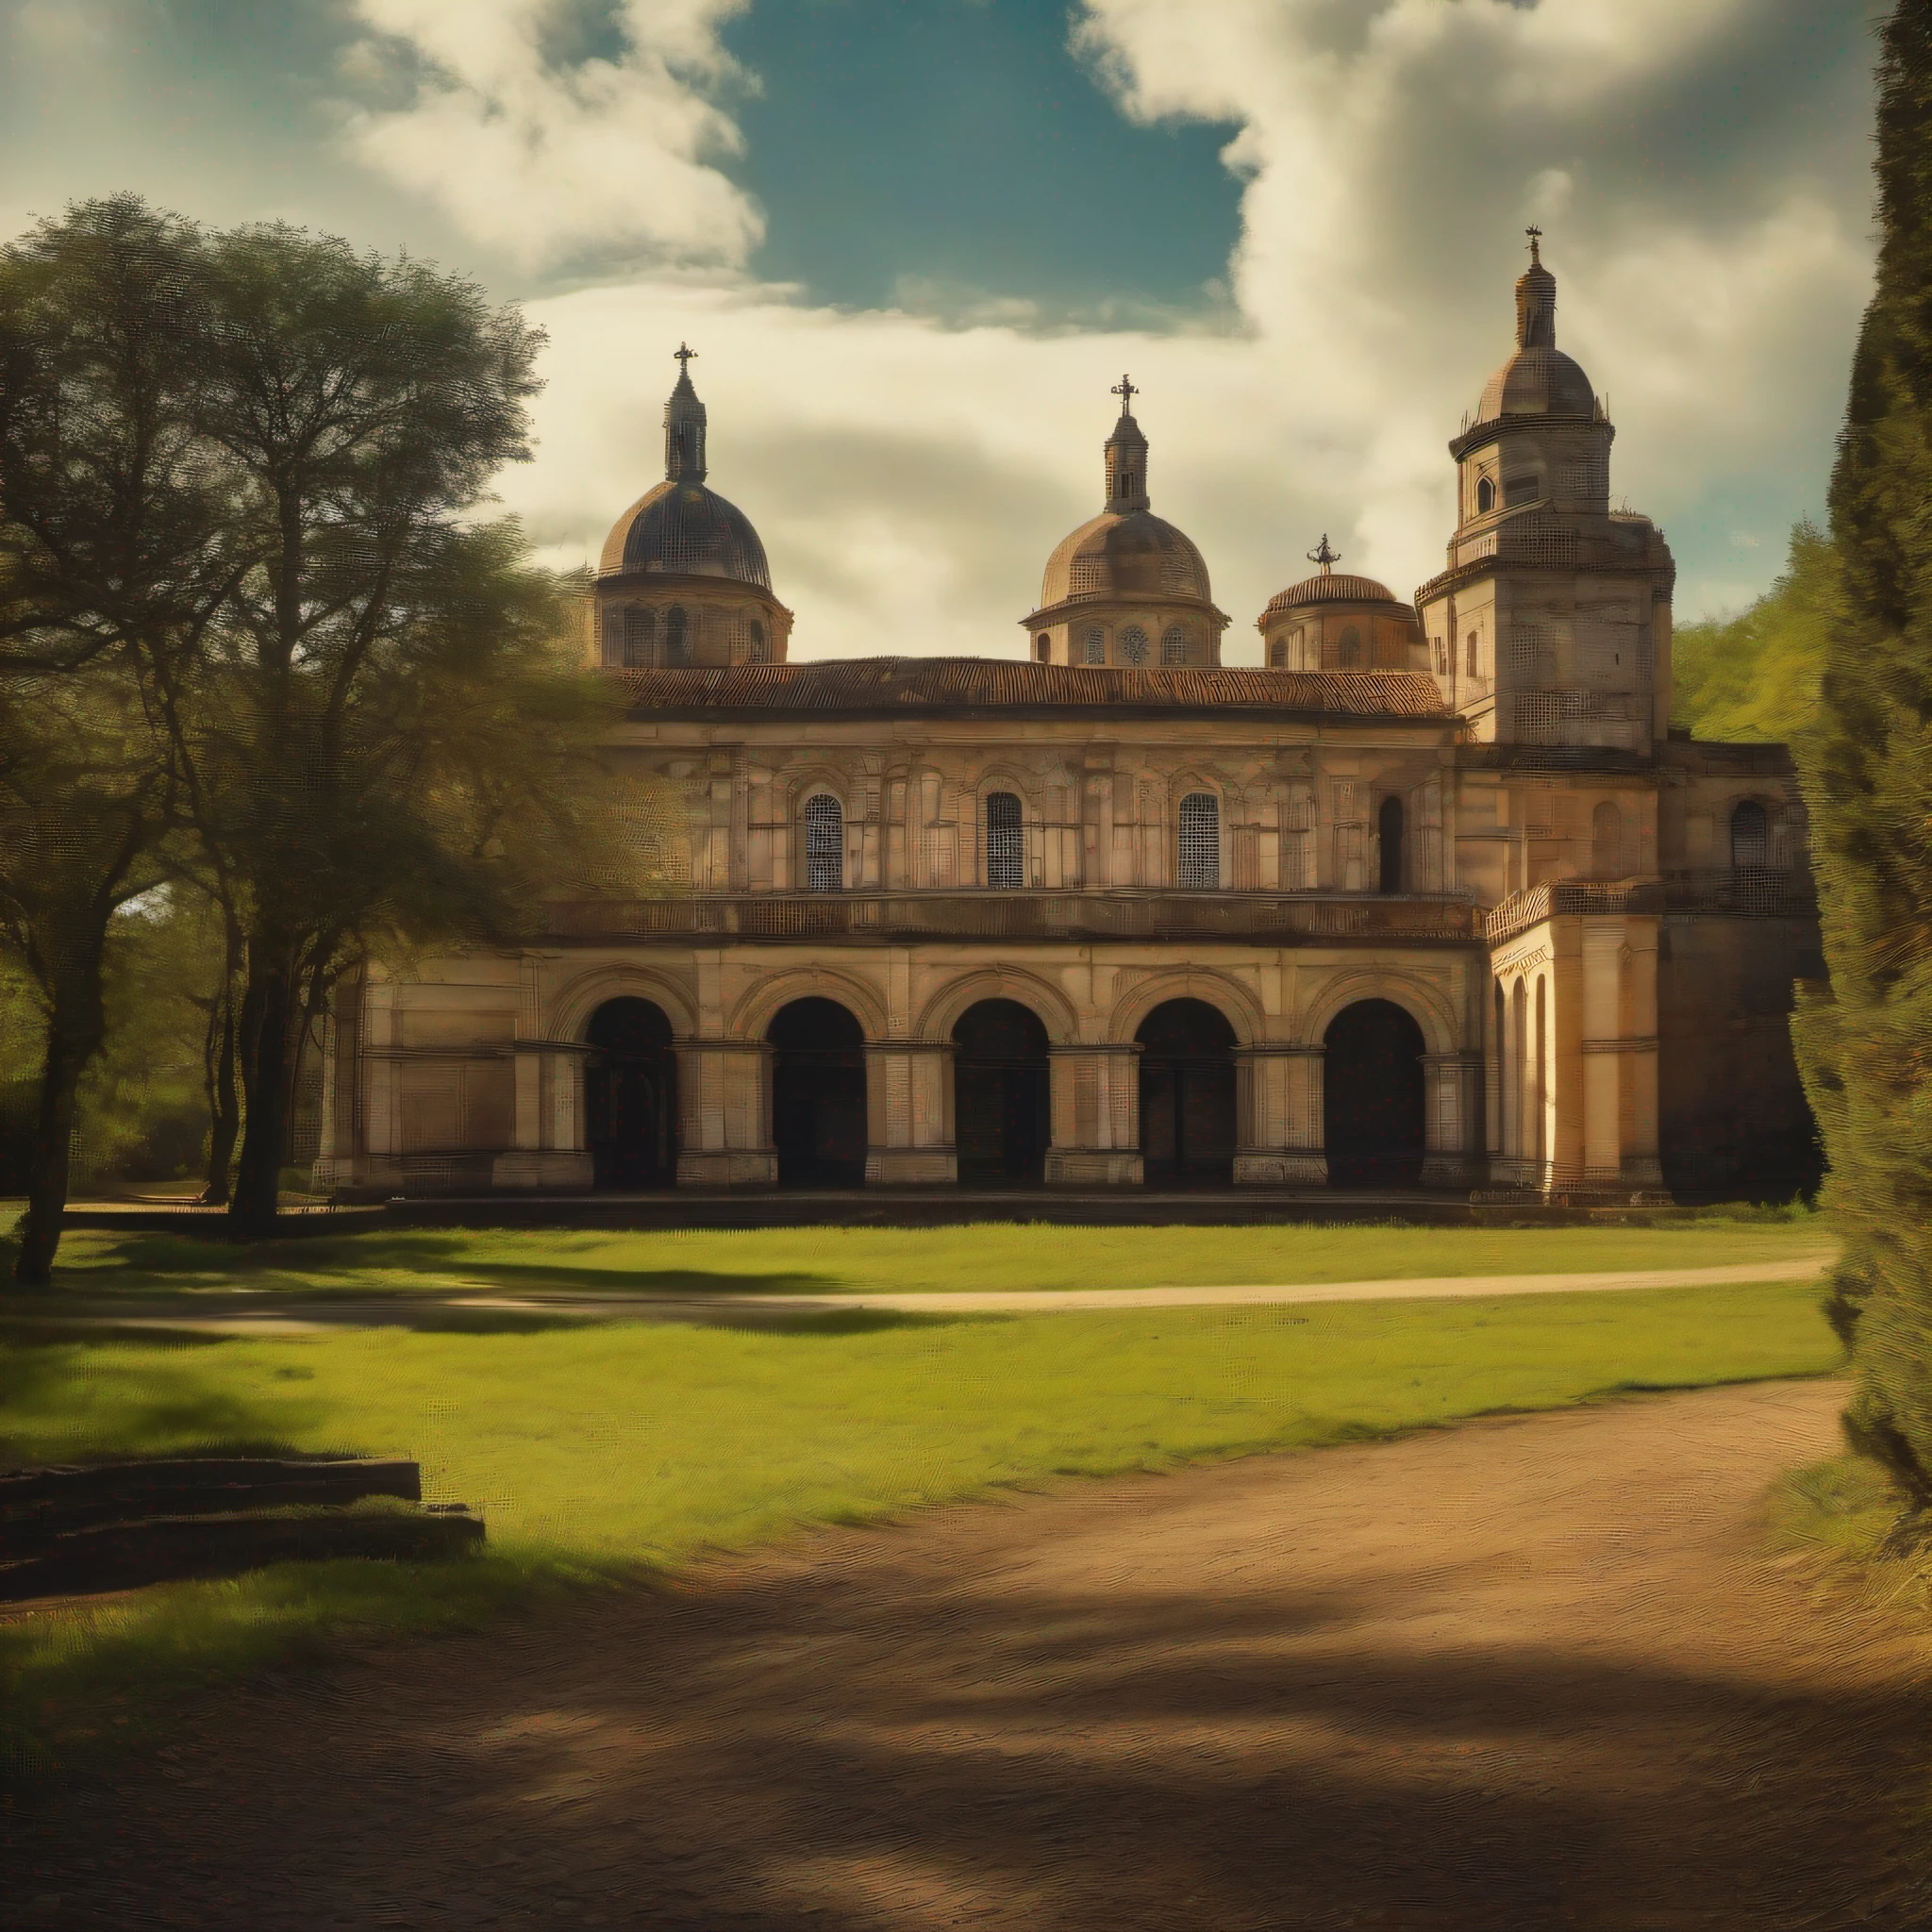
(1797, 0, 1932, 1503)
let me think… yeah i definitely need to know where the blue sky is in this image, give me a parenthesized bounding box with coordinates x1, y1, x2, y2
(0, 1, 1879, 658)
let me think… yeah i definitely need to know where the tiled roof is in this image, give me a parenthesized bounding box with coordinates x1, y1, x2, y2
(616, 657, 1452, 720)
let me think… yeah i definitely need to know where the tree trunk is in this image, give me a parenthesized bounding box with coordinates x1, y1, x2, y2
(227, 941, 293, 1240)
(13, 988, 104, 1289)
(197, 911, 243, 1207)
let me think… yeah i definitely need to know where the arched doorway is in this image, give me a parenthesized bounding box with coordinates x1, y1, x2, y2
(1137, 998, 1237, 1186)
(952, 999, 1049, 1184)
(768, 996, 867, 1188)
(1324, 998, 1426, 1189)
(585, 997, 677, 1190)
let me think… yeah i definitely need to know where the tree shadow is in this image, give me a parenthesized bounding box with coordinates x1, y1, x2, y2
(22, 1548, 1928, 1929)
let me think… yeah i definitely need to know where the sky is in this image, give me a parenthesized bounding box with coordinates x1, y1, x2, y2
(0, 0, 1881, 662)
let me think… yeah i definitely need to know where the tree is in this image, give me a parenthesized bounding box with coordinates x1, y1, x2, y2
(1670, 523, 1838, 748)
(1792, 0, 1932, 1505)
(164, 225, 618, 1236)
(0, 669, 173, 1282)
(0, 196, 225, 1286)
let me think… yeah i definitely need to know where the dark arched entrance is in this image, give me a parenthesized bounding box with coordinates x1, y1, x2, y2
(1137, 998, 1237, 1186)
(952, 999, 1050, 1184)
(1324, 998, 1426, 1189)
(586, 997, 677, 1190)
(768, 997, 867, 1188)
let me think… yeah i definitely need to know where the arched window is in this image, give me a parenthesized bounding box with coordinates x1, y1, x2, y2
(1338, 625, 1362, 670)
(1177, 791, 1220, 890)
(623, 607, 655, 668)
(984, 791, 1024, 890)
(1730, 799, 1769, 870)
(1083, 627, 1106, 665)
(747, 618, 767, 662)
(1592, 801, 1624, 877)
(1160, 625, 1189, 665)
(803, 793, 843, 892)
(1120, 624, 1150, 666)
(1475, 475, 1496, 515)
(665, 605, 690, 666)
(1035, 633, 1051, 661)
(1377, 794, 1405, 894)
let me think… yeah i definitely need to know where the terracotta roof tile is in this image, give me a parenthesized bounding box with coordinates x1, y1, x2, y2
(616, 657, 1451, 720)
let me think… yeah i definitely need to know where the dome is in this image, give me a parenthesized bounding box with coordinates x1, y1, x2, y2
(599, 478, 772, 587)
(1263, 571, 1409, 618)
(1470, 241, 1597, 427)
(1474, 345, 1597, 425)
(1040, 508, 1211, 608)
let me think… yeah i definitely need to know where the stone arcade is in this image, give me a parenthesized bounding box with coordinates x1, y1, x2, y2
(318, 246, 1819, 1203)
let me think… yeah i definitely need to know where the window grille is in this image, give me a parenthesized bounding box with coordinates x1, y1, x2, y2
(804, 793, 843, 891)
(1083, 628, 1106, 665)
(623, 607, 655, 667)
(1466, 631, 1479, 677)
(1177, 791, 1220, 890)
(1338, 625, 1361, 669)
(984, 791, 1023, 890)
(747, 619, 766, 662)
(665, 605, 690, 666)
(1270, 640, 1287, 668)
(1160, 625, 1188, 665)
(1120, 625, 1149, 666)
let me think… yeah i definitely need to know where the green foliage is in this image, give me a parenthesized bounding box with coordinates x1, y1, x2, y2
(1, 1272, 1841, 1790)
(1670, 522, 1839, 746)
(1791, 1, 1932, 1503)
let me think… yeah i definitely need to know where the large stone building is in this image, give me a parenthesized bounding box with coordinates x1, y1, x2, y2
(319, 245, 1819, 1203)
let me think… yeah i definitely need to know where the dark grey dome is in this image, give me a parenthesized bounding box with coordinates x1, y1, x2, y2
(1475, 346, 1597, 425)
(599, 478, 772, 588)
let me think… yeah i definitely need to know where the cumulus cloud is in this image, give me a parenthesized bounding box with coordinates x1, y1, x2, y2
(338, 0, 762, 272)
(340, 0, 1876, 654)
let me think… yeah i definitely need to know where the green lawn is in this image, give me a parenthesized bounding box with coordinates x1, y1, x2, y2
(2, 1258, 1840, 1794)
(36, 1208, 1832, 1303)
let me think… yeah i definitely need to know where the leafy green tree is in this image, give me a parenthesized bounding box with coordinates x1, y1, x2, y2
(0, 197, 224, 1286)
(1671, 523, 1838, 748)
(1792, 0, 1932, 1505)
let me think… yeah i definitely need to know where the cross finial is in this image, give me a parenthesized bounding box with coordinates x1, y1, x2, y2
(1307, 533, 1340, 573)
(1525, 226, 1542, 266)
(1111, 373, 1138, 414)
(674, 341, 697, 371)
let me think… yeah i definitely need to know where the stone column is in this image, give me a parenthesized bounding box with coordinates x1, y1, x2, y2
(864, 1041, 957, 1186)
(1044, 1043, 1142, 1186)
(491, 1043, 593, 1191)
(674, 1040, 776, 1188)
(1420, 1052, 1486, 1189)
(1233, 1045, 1327, 1186)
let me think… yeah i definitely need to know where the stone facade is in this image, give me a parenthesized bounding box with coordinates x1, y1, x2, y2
(318, 247, 1819, 1204)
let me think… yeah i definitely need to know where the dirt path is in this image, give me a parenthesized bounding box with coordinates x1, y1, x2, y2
(13, 1381, 1929, 1931)
(2, 1254, 1834, 1338)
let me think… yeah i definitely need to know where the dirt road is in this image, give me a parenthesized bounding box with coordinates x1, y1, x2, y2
(12, 1380, 1929, 1930)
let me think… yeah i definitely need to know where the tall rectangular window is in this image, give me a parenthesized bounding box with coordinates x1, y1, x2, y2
(804, 793, 843, 891)
(1177, 791, 1221, 890)
(984, 791, 1024, 890)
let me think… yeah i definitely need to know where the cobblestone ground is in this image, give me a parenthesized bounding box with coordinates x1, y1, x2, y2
(9, 1380, 1930, 1931)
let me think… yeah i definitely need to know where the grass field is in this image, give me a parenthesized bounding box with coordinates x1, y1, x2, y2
(2, 1237, 1840, 1795)
(34, 1208, 1831, 1304)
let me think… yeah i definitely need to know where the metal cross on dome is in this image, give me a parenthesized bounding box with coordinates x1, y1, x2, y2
(1307, 534, 1341, 572)
(1525, 225, 1543, 265)
(1111, 373, 1138, 412)
(674, 341, 698, 369)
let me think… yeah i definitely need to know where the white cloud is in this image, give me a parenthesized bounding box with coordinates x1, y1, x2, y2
(338, 0, 761, 272)
(347, 0, 1875, 652)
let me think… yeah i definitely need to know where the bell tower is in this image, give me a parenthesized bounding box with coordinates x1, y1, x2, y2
(1418, 233, 1674, 755)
